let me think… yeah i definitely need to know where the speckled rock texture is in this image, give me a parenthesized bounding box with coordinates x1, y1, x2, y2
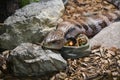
(90, 22, 120, 48)
(8, 43, 67, 76)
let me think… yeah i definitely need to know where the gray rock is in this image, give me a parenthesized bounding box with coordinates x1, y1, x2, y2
(90, 22, 120, 48)
(8, 43, 67, 76)
(0, 0, 64, 49)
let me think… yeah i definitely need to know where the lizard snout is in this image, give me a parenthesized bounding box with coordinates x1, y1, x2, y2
(41, 30, 65, 50)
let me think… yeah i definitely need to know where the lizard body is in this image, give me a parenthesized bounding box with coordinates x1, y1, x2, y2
(42, 0, 120, 49)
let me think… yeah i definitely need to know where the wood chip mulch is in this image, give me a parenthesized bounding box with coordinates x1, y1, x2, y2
(62, 0, 117, 21)
(51, 46, 120, 80)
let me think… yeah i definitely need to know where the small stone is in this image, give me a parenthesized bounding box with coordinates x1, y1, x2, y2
(103, 60, 109, 64)
(2, 50, 10, 59)
(112, 72, 119, 76)
(118, 55, 120, 58)
(83, 57, 90, 62)
(91, 45, 101, 50)
(109, 47, 117, 52)
(64, 78, 69, 80)
(58, 72, 67, 79)
(91, 48, 100, 54)
(117, 60, 120, 66)
(105, 53, 112, 58)
(109, 51, 116, 56)
(94, 56, 100, 60)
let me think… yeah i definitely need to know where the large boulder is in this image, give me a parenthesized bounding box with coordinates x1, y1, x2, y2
(0, 0, 64, 49)
(8, 43, 67, 76)
(90, 22, 120, 48)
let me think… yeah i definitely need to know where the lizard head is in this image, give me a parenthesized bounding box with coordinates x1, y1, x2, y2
(42, 21, 86, 49)
(42, 30, 65, 49)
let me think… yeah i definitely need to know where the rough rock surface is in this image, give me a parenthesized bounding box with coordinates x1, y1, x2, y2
(0, 0, 64, 49)
(90, 22, 120, 48)
(8, 43, 67, 76)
